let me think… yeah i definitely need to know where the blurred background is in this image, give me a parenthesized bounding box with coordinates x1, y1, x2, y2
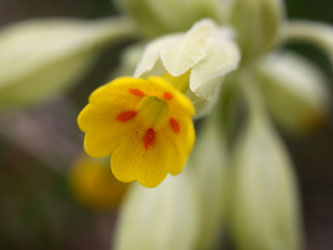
(0, 0, 332, 250)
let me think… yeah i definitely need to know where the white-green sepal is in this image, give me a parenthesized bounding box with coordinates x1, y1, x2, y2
(230, 113, 302, 250)
(190, 115, 227, 250)
(134, 34, 182, 78)
(159, 19, 218, 77)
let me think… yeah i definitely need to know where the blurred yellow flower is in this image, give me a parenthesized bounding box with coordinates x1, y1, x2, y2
(78, 77, 195, 188)
(69, 155, 128, 210)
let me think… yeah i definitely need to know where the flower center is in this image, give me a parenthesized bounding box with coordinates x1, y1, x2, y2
(138, 96, 169, 127)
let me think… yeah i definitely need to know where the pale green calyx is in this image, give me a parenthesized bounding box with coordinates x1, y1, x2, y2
(256, 51, 330, 133)
(114, 171, 200, 250)
(134, 19, 241, 118)
(230, 0, 285, 60)
(190, 115, 227, 250)
(229, 112, 301, 250)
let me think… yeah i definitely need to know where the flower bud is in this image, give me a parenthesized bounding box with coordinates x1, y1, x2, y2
(0, 18, 136, 110)
(116, 0, 221, 37)
(190, 115, 227, 250)
(229, 113, 301, 250)
(256, 52, 330, 134)
(230, 0, 285, 60)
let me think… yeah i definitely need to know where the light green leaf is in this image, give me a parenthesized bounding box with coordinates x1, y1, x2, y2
(0, 18, 137, 109)
(190, 115, 227, 250)
(230, 112, 302, 250)
(287, 20, 333, 63)
(114, 171, 200, 250)
(256, 51, 330, 133)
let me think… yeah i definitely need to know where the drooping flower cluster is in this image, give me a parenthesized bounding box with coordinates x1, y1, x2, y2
(78, 76, 195, 187)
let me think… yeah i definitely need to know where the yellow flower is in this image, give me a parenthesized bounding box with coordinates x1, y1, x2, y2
(69, 155, 128, 210)
(78, 76, 195, 188)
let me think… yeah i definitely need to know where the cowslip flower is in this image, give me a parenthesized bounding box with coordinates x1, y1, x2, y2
(230, 0, 285, 60)
(78, 76, 195, 188)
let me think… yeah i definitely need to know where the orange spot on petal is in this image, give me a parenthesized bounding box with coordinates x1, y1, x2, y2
(163, 92, 173, 100)
(169, 118, 180, 133)
(143, 128, 156, 150)
(116, 111, 137, 123)
(130, 89, 145, 97)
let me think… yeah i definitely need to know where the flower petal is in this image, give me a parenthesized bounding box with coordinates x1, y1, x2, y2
(161, 116, 195, 175)
(111, 128, 170, 188)
(78, 100, 137, 157)
(82, 121, 136, 158)
(89, 77, 149, 104)
(111, 111, 194, 187)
